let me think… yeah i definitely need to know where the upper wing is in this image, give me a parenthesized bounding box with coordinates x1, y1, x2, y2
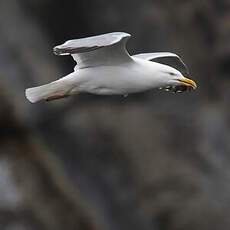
(132, 52, 189, 75)
(53, 32, 132, 69)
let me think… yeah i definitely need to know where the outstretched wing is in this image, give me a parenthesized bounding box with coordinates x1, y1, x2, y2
(53, 32, 131, 69)
(132, 52, 189, 75)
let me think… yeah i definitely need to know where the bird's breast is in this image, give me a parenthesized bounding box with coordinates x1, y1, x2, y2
(77, 61, 159, 94)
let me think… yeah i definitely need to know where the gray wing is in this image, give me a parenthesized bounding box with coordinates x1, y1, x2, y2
(53, 32, 131, 69)
(132, 52, 189, 75)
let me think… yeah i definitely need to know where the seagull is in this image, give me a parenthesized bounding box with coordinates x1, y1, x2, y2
(25, 32, 197, 103)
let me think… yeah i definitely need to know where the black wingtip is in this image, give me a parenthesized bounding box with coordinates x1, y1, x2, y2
(53, 46, 71, 56)
(53, 47, 61, 55)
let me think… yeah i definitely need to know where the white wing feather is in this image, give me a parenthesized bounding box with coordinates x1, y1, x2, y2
(132, 52, 189, 75)
(53, 32, 132, 69)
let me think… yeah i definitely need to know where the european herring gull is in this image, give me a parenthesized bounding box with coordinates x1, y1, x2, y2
(25, 32, 197, 103)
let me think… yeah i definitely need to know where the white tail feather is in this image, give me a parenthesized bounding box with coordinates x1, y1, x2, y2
(25, 81, 69, 103)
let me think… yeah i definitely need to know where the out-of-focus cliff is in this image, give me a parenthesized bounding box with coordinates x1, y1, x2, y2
(1, 0, 230, 229)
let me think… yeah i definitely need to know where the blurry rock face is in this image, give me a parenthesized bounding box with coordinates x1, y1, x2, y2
(1, 0, 230, 230)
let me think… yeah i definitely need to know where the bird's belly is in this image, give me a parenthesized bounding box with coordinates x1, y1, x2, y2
(78, 66, 154, 95)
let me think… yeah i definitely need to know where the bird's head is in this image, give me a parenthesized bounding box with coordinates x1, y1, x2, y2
(157, 66, 197, 93)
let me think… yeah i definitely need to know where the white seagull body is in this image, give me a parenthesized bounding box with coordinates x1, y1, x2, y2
(25, 32, 197, 103)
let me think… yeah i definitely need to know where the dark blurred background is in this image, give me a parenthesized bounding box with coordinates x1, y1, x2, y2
(1, 0, 230, 229)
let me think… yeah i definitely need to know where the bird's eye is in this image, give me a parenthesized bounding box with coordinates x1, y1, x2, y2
(169, 72, 176, 76)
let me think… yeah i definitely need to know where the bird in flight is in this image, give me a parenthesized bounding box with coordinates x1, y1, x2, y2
(25, 32, 197, 103)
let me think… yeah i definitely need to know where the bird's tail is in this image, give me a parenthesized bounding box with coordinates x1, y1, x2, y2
(25, 80, 71, 103)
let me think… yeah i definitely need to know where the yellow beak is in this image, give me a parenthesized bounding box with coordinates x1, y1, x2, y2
(177, 77, 197, 90)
